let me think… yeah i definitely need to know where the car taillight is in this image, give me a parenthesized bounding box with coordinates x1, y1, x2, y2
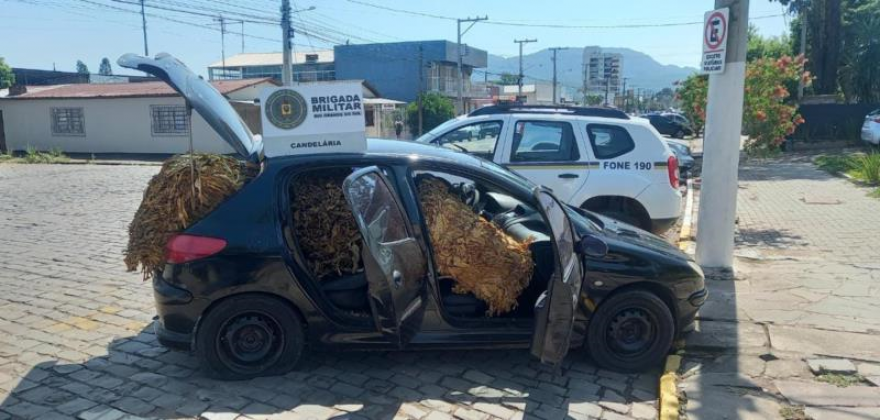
(668, 155, 680, 189)
(874, 117, 880, 123)
(165, 234, 227, 264)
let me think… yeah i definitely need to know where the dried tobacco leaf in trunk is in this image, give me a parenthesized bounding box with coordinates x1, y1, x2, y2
(124, 154, 252, 279)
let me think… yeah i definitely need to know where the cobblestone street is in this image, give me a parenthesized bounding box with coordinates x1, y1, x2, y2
(0, 164, 656, 420)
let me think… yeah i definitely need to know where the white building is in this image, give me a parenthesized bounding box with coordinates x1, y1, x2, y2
(583, 47, 624, 104)
(497, 82, 576, 105)
(0, 79, 277, 155)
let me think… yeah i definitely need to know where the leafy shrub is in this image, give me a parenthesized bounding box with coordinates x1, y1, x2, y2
(851, 152, 880, 185)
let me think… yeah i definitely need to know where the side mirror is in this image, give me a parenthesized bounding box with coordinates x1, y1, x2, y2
(576, 234, 608, 258)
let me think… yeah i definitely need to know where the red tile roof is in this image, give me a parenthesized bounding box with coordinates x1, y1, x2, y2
(7, 78, 277, 99)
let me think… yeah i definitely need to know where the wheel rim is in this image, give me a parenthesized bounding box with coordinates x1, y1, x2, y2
(606, 308, 658, 357)
(216, 311, 284, 373)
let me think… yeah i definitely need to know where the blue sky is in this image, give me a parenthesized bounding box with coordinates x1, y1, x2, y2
(1, 0, 791, 78)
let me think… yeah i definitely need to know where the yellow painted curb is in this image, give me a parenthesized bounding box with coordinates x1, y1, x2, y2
(659, 354, 682, 420)
(659, 178, 696, 419)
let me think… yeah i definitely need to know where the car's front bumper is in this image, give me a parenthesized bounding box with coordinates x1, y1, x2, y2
(677, 288, 707, 334)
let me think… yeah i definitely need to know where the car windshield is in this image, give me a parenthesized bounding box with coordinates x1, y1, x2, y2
(415, 117, 467, 143)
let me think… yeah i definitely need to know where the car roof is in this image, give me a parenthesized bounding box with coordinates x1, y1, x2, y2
(268, 138, 488, 169)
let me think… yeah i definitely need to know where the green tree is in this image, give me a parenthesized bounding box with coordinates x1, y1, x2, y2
(747, 24, 792, 62)
(98, 58, 113, 76)
(76, 60, 89, 74)
(676, 55, 808, 156)
(406, 92, 455, 136)
(773, 0, 842, 95)
(839, 0, 880, 103)
(0, 57, 14, 89)
(585, 94, 603, 106)
(496, 72, 519, 85)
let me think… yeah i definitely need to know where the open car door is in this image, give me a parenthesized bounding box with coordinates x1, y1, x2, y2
(343, 166, 429, 348)
(531, 188, 584, 365)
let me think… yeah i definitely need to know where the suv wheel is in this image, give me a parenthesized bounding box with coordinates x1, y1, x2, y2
(197, 295, 306, 379)
(586, 290, 674, 372)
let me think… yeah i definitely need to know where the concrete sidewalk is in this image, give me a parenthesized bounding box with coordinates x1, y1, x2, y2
(681, 154, 880, 420)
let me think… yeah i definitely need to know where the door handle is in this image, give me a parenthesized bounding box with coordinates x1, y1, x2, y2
(392, 270, 403, 288)
(558, 173, 579, 179)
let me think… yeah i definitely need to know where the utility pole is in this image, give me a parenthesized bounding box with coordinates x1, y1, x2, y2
(549, 47, 567, 105)
(215, 15, 227, 70)
(582, 63, 588, 105)
(241, 21, 245, 53)
(457, 16, 488, 114)
(695, 0, 750, 269)
(281, 0, 292, 86)
(514, 38, 537, 97)
(604, 78, 610, 106)
(621, 77, 629, 112)
(139, 0, 148, 56)
(418, 46, 424, 136)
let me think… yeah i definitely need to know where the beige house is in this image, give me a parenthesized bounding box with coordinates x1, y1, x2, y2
(0, 78, 277, 155)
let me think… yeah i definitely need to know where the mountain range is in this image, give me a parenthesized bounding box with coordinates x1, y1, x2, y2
(478, 46, 699, 93)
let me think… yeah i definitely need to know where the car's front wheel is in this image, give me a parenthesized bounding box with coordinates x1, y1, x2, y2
(586, 289, 674, 372)
(673, 129, 685, 139)
(196, 295, 306, 380)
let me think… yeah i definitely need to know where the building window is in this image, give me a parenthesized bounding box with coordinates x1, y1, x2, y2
(51, 107, 85, 136)
(151, 105, 190, 136)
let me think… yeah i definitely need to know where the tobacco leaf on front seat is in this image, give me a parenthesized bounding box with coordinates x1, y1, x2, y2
(417, 177, 534, 316)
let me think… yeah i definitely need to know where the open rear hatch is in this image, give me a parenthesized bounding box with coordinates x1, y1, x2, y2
(118, 53, 263, 163)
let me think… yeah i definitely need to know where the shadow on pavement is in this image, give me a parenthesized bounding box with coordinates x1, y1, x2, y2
(0, 324, 657, 419)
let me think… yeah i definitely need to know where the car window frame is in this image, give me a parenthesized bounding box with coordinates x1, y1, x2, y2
(508, 119, 580, 163)
(431, 120, 504, 160)
(586, 123, 636, 160)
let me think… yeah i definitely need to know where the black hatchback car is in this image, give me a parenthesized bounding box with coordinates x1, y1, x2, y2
(122, 54, 706, 379)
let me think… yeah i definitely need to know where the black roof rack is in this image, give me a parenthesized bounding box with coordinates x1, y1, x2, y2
(469, 104, 630, 120)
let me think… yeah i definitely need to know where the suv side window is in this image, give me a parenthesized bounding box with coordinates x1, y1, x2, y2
(510, 121, 579, 162)
(587, 124, 635, 159)
(434, 121, 502, 160)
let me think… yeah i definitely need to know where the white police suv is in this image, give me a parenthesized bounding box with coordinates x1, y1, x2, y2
(416, 105, 682, 233)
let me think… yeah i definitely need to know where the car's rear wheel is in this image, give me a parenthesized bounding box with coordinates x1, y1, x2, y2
(673, 129, 685, 139)
(197, 295, 305, 380)
(586, 289, 674, 372)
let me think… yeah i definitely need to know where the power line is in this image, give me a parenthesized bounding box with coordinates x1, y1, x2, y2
(343, 0, 783, 30)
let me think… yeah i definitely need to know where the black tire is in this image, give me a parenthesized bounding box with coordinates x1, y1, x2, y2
(673, 129, 685, 139)
(586, 290, 674, 372)
(196, 295, 306, 380)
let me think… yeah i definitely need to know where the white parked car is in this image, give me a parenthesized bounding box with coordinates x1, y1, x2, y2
(862, 109, 880, 145)
(415, 105, 682, 233)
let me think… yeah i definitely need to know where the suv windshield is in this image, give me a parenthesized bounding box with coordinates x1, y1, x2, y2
(415, 117, 468, 143)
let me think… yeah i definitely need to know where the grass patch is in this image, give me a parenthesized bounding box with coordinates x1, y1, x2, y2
(1, 147, 71, 164)
(815, 152, 880, 190)
(816, 373, 865, 387)
(779, 405, 810, 420)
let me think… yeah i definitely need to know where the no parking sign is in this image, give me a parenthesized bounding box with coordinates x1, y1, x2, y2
(701, 8, 729, 74)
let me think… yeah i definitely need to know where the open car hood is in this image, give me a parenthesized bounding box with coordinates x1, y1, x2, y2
(117, 53, 262, 162)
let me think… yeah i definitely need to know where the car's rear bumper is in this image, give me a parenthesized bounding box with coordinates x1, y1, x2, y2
(153, 272, 202, 351)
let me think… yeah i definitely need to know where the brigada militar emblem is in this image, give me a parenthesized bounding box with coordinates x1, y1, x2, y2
(265, 89, 307, 130)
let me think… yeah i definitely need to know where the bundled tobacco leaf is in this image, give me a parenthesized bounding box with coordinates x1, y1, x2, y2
(124, 154, 251, 278)
(290, 169, 363, 279)
(417, 177, 534, 316)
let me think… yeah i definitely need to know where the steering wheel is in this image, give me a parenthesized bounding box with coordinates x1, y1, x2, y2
(461, 184, 486, 215)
